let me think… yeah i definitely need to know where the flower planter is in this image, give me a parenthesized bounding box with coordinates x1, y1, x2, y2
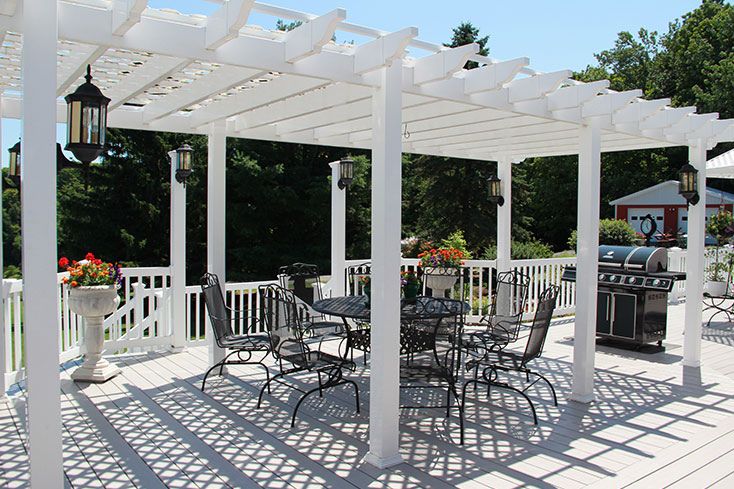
(423, 267, 459, 294)
(705, 280, 729, 297)
(68, 285, 121, 383)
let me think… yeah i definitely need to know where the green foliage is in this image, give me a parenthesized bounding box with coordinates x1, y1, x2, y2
(441, 230, 472, 259)
(567, 219, 638, 249)
(706, 207, 734, 243)
(444, 21, 489, 69)
(482, 240, 554, 260)
(3, 265, 21, 279)
(706, 247, 733, 281)
(275, 19, 303, 31)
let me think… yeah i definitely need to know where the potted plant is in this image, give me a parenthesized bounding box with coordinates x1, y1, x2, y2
(360, 275, 371, 307)
(418, 247, 465, 293)
(59, 252, 123, 383)
(704, 208, 734, 296)
(401, 270, 421, 300)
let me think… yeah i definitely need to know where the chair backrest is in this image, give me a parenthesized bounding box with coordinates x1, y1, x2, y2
(492, 270, 530, 318)
(200, 273, 233, 346)
(277, 263, 323, 305)
(521, 285, 559, 366)
(346, 262, 371, 295)
(258, 284, 305, 363)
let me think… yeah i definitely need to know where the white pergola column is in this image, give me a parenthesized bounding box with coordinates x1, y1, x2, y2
(496, 156, 512, 273)
(169, 150, 187, 351)
(571, 122, 601, 404)
(328, 161, 346, 296)
(22, 0, 63, 486)
(207, 122, 227, 367)
(683, 140, 707, 368)
(0, 100, 6, 401)
(364, 60, 403, 469)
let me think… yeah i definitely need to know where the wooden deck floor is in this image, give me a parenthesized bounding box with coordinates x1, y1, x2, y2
(4, 302, 734, 488)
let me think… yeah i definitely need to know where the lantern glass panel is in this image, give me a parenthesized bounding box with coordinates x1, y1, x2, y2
(99, 105, 107, 145)
(69, 101, 82, 144)
(340, 159, 353, 181)
(179, 151, 192, 171)
(8, 154, 18, 177)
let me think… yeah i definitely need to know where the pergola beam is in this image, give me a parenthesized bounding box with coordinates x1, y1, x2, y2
(112, 0, 148, 36)
(284, 9, 346, 63)
(205, 0, 255, 50)
(142, 65, 262, 123)
(56, 45, 108, 96)
(353, 27, 418, 74)
(463, 58, 529, 94)
(108, 56, 190, 111)
(191, 74, 330, 129)
(412, 43, 478, 85)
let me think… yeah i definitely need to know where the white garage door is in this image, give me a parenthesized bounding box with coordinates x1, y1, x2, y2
(679, 207, 720, 236)
(628, 208, 664, 234)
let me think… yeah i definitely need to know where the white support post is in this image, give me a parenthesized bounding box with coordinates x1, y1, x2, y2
(169, 150, 187, 352)
(571, 122, 601, 404)
(364, 60, 403, 469)
(329, 161, 346, 297)
(0, 98, 6, 401)
(496, 156, 512, 274)
(683, 141, 707, 368)
(22, 0, 63, 486)
(207, 122, 227, 368)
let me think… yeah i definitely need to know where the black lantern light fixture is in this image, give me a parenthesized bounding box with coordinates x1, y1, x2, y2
(7, 140, 20, 186)
(337, 157, 354, 190)
(678, 163, 700, 206)
(487, 174, 504, 206)
(64, 65, 111, 172)
(173, 143, 194, 186)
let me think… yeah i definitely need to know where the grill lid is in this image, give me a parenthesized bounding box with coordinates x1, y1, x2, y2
(598, 245, 667, 273)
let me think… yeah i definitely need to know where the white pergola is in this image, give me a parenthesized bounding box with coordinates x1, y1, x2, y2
(707, 148, 734, 179)
(3, 0, 734, 485)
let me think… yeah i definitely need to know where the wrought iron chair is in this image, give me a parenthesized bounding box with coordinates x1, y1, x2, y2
(278, 263, 344, 336)
(399, 297, 466, 443)
(200, 273, 271, 392)
(345, 262, 371, 296)
(257, 284, 359, 427)
(462, 285, 559, 425)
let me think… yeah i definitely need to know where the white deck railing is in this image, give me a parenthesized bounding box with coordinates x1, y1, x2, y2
(0, 251, 698, 389)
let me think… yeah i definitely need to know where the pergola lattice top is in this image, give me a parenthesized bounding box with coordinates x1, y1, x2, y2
(0, 0, 732, 160)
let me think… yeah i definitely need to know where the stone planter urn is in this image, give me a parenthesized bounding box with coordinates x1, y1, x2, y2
(705, 280, 729, 297)
(423, 267, 459, 295)
(68, 285, 121, 383)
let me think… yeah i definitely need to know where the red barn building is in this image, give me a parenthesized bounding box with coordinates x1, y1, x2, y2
(610, 181, 734, 241)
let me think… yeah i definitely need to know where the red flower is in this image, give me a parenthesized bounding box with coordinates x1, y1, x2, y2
(58, 257, 69, 268)
(94, 259, 102, 265)
(85, 252, 95, 261)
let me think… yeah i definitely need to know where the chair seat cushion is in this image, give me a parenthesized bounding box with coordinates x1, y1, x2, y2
(220, 333, 270, 349)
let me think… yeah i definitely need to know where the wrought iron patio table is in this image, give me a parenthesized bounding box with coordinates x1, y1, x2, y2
(312, 294, 470, 443)
(703, 293, 734, 327)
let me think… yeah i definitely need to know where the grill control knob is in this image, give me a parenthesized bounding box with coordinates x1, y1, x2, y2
(610, 275, 617, 281)
(627, 277, 635, 284)
(598, 274, 605, 281)
(653, 279, 661, 286)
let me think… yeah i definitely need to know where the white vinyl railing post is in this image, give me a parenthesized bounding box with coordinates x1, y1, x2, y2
(0, 280, 8, 400)
(169, 150, 187, 351)
(684, 141, 707, 368)
(21, 0, 63, 484)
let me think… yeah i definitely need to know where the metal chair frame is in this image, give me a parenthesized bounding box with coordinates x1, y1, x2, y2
(200, 273, 271, 392)
(256, 284, 359, 427)
(462, 285, 560, 425)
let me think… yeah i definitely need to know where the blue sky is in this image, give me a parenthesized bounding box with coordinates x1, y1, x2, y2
(3, 0, 703, 165)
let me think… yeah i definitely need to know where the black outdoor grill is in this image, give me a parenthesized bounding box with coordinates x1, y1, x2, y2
(561, 245, 685, 347)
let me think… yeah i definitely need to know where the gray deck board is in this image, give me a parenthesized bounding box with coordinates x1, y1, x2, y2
(4, 302, 734, 487)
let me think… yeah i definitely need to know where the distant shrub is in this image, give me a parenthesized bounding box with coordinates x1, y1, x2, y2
(567, 219, 637, 249)
(482, 240, 554, 260)
(4, 265, 21, 279)
(441, 230, 472, 259)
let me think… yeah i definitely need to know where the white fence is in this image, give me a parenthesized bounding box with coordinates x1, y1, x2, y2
(1, 251, 698, 388)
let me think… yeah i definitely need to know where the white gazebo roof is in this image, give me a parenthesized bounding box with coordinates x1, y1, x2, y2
(0, 0, 732, 160)
(706, 148, 734, 179)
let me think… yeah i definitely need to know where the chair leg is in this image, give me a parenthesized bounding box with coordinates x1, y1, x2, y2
(495, 382, 538, 425)
(257, 372, 284, 408)
(317, 371, 324, 398)
(529, 371, 558, 406)
(291, 385, 324, 427)
(201, 361, 224, 392)
(345, 380, 361, 414)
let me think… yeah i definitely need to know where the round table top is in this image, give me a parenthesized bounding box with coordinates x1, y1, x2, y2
(312, 295, 469, 321)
